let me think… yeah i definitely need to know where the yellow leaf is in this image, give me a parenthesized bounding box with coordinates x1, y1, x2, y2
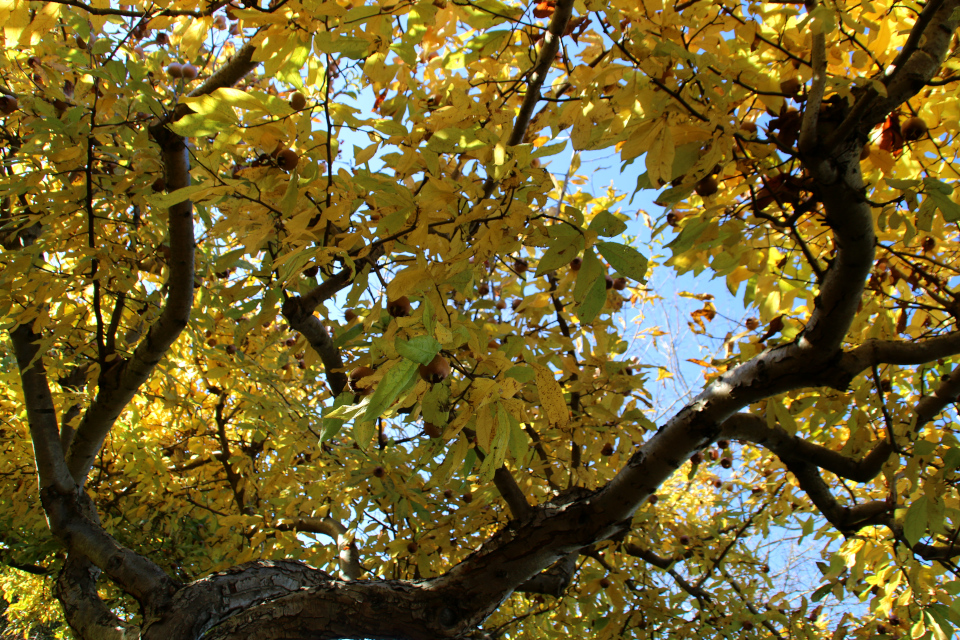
(531, 362, 568, 428)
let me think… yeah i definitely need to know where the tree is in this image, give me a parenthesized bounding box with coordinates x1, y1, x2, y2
(1, 0, 959, 636)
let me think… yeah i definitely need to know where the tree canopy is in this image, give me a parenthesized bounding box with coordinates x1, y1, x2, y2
(2, 0, 960, 637)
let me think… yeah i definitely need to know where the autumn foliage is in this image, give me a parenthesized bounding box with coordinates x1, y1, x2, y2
(1, 0, 960, 638)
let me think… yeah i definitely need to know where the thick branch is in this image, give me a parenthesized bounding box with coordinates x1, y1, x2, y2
(9, 323, 75, 493)
(64, 40, 259, 486)
(281, 269, 353, 396)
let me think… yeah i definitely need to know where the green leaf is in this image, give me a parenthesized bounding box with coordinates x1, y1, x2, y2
(588, 211, 628, 238)
(535, 227, 584, 276)
(395, 335, 442, 365)
(168, 113, 229, 137)
(579, 271, 607, 323)
(903, 496, 928, 547)
(597, 241, 649, 283)
(573, 248, 603, 304)
(362, 359, 419, 423)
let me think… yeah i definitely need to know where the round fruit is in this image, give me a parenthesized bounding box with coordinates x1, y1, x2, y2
(495, 300, 506, 310)
(443, 489, 454, 499)
(679, 534, 691, 545)
(745, 317, 760, 330)
(690, 451, 703, 464)
(511, 299, 522, 311)
(720, 457, 733, 469)
(290, 92, 307, 110)
(181, 64, 199, 80)
(613, 277, 627, 291)
(600, 443, 615, 456)
(461, 492, 473, 503)
(406, 541, 418, 553)
(423, 422, 442, 438)
(419, 354, 451, 384)
(647, 494, 658, 505)
(349, 366, 375, 394)
(477, 283, 489, 296)
(285, 337, 297, 347)
(900, 116, 928, 141)
(605, 275, 614, 290)
(225, 344, 238, 355)
(0, 96, 18, 115)
(151, 176, 166, 192)
(569, 257, 582, 271)
(344, 309, 358, 322)
(695, 175, 719, 197)
(373, 466, 385, 478)
(388, 296, 412, 317)
(514, 258, 528, 274)
(155, 32, 170, 46)
(717, 439, 729, 449)
(166, 63, 184, 78)
(302, 265, 318, 278)
(599, 578, 611, 589)
(277, 148, 299, 171)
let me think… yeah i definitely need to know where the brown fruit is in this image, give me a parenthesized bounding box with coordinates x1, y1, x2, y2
(717, 439, 729, 449)
(298, 360, 306, 370)
(443, 489, 454, 499)
(569, 257, 582, 271)
(151, 176, 166, 192)
(285, 337, 297, 347)
(350, 366, 375, 394)
(900, 116, 928, 141)
(373, 466, 385, 478)
(406, 541, 418, 553)
(477, 283, 489, 296)
(495, 300, 506, 310)
(0, 96, 18, 115)
(612, 277, 627, 291)
(302, 265, 318, 278)
(690, 451, 703, 464)
(277, 148, 299, 171)
(461, 492, 473, 503)
(166, 63, 184, 78)
(181, 64, 199, 80)
(779, 77, 802, 97)
(419, 354, 451, 384)
(679, 534, 691, 545)
(423, 422, 443, 438)
(647, 494, 658, 505)
(513, 258, 528, 274)
(599, 578, 611, 589)
(713, 479, 723, 488)
(605, 275, 614, 289)
(214, 15, 228, 29)
(745, 317, 760, 330)
(225, 344, 238, 355)
(720, 457, 733, 469)
(76, 35, 87, 49)
(695, 175, 719, 197)
(388, 296, 412, 317)
(155, 32, 170, 46)
(511, 298, 522, 311)
(600, 442, 615, 456)
(290, 92, 307, 110)
(344, 309, 358, 322)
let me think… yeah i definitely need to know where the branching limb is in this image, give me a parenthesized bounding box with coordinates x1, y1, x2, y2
(721, 412, 893, 482)
(55, 555, 139, 640)
(623, 543, 710, 602)
(276, 516, 362, 580)
(831, 332, 960, 382)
